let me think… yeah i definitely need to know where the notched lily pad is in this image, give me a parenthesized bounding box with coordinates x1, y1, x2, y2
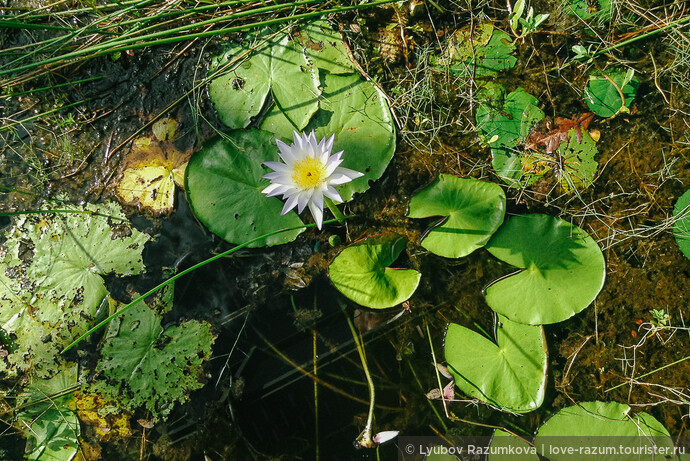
(185, 128, 305, 247)
(0, 201, 148, 377)
(444, 315, 547, 413)
(296, 18, 355, 74)
(485, 214, 605, 325)
(329, 234, 421, 309)
(94, 286, 214, 422)
(436, 23, 517, 77)
(208, 29, 320, 130)
(116, 122, 191, 215)
(407, 174, 506, 258)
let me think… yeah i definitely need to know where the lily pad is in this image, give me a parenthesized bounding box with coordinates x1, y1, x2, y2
(407, 175, 506, 258)
(584, 69, 639, 118)
(116, 134, 190, 215)
(566, 0, 611, 22)
(95, 286, 214, 422)
(444, 315, 547, 413)
(0, 202, 148, 377)
(17, 365, 80, 461)
(475, 83, 545, 184)
(297, 18, 355, 74)
(520, 128, 599, 192)
(209, 30, 320, 130)
(534, 401, 674, 460)
(484, 214, 605, 325)
(439, 23, 517, 77)
(261, 72, 396, 201)
(489, 430, 539, 461)
(329, 234, 421, 309)
(673, 189, 690, 259)
(185, 129, 305, 247)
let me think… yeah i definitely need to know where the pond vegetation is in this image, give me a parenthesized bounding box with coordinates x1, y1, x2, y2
(1, 0, 690, 459)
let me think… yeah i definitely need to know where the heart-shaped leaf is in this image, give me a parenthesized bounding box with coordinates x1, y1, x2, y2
(673, 189, 690, 260)
(185, 129, 305, 247)
(444, 315, 547, 413)
(485, 214, 605, 325)
(329, 234, 420, 309)
(209, 31, 320, 130)
(407, 174, 506, 258)
(534, 401, 674, 460)
(261, 72, 395, 201)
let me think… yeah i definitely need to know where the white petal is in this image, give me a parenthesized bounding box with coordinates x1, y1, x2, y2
(308, 199, 324, 229)
(328, 172, 356, 186)
(296, 190, 312, 213)
(281, 194, 300, 215)
(325, 154, 344, 176)
(263, 161, 291, 173)
(293, 130, 304, 149)
(262, 183, 283, 195)
(264, 184, 294, 197)
(337, 166, 365, 179)
(323, 186, 343, 202)
(263, 171, 290, 181)
(276, 139, 296, 164)
(373, 431, 399, 445)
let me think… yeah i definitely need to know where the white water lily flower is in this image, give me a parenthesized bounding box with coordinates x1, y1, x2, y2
(261, 130, 364, 229)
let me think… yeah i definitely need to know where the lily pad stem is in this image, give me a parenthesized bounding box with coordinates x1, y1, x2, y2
(325, 197, 346, 224)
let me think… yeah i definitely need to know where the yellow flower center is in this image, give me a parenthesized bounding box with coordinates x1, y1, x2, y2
(292, 157, 326, 189)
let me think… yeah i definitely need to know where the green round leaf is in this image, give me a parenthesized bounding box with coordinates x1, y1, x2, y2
(566, 0, 611, 22)
(476, 84, 545, 185)
(584, 70, 639, 118)
(298, 19, 355, 74)
(441, 24, 517, 77)
(209, 31, 320, 130)
(261, 72, 396, 201)
(485, 214, 605, 325)
(407, 175, 506, 258)
(673, 189, 690, 259)
(534, 401, 674, 461)
(185, 129, 304, 247)
(489, 430, 539, 461)
(329, 234, 420, 309)
(444, 315, 547, 413)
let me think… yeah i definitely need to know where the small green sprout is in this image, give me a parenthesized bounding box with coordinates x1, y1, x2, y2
(509, 0, 550, 38)
(649, 309, 670, 327)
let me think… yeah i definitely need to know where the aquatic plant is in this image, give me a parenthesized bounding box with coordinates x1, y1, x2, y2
(475, 83, 544, 185)
(444, 315, 547, 413)
(490, 401, 675, 460)
(262, 130, 363, 229)
(188, 18, 395, 246)
(434, 23, 517, 77)
(584, 69, 640, 118)
(484, 214, 606, 325)
(407, 175, 506, 258)
(0, 202, 148, 378)
(673, 189, 690, 260)
(17, 365, 80, 461)
(89, 286, 214, 422)
(329, 234, 420, 309)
